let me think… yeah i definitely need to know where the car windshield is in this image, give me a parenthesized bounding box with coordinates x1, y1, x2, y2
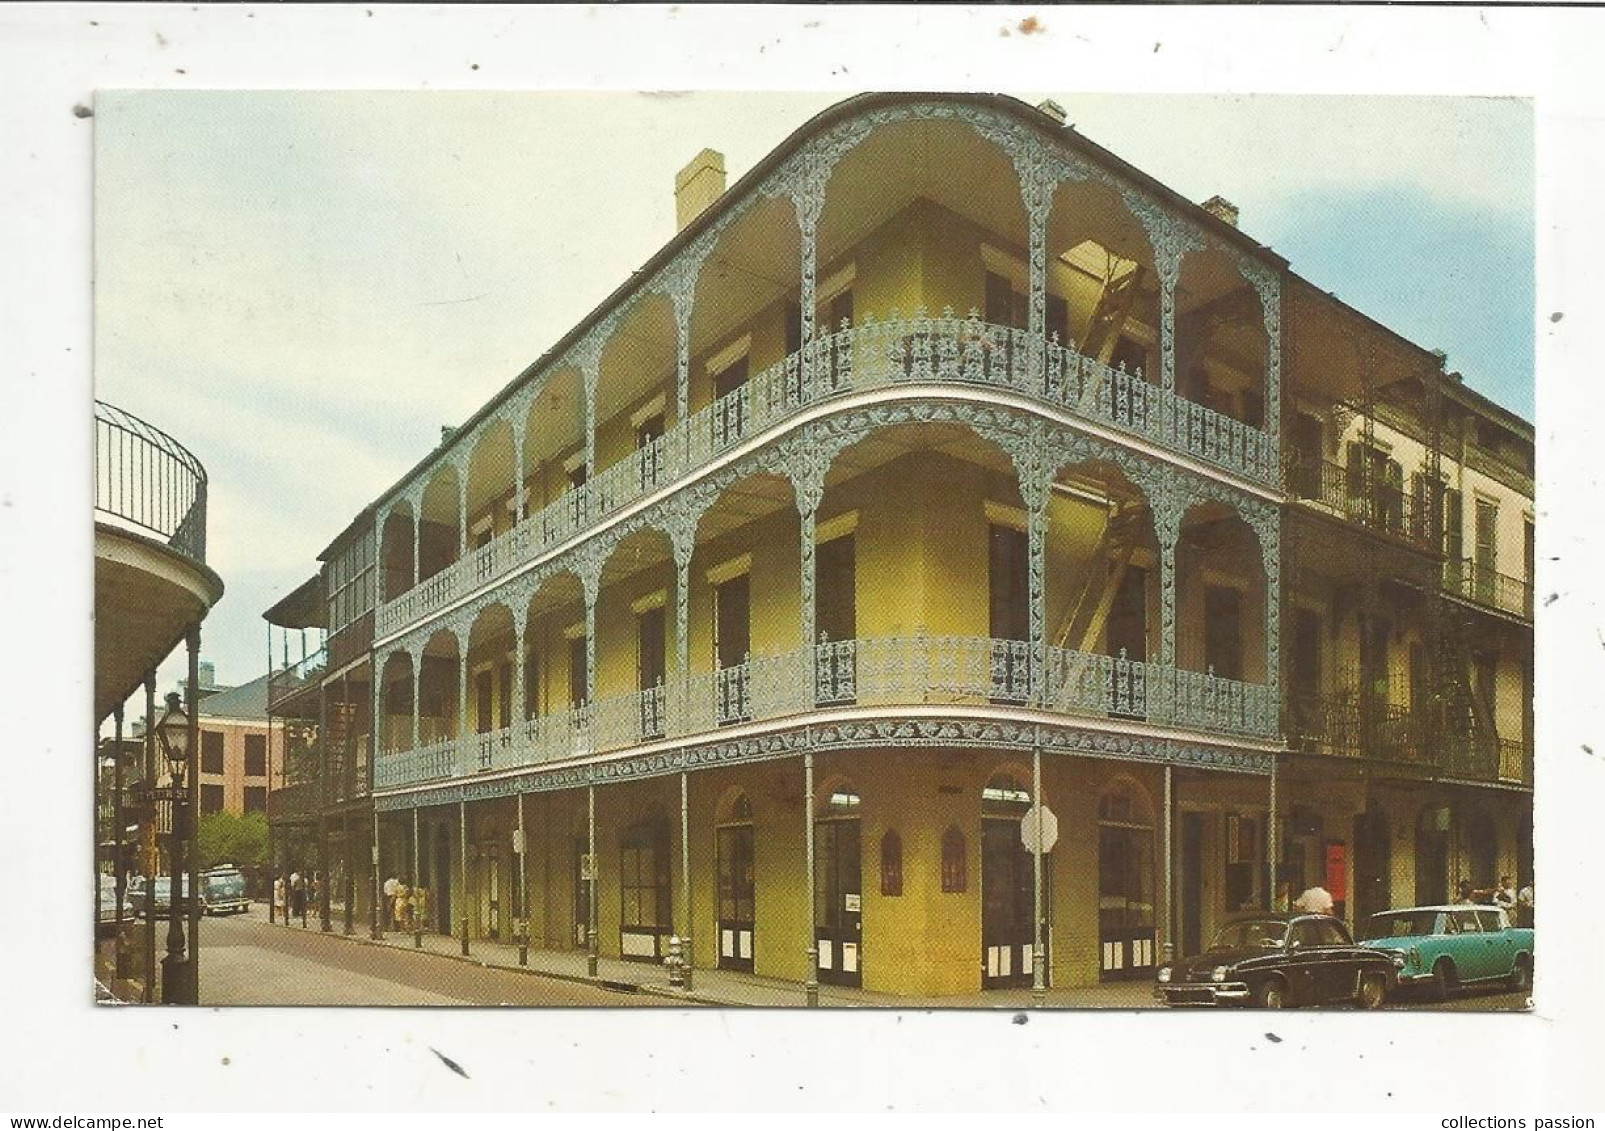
(1364, 911, 1440, 939)
(1209, 919, 1288, 951)
(203, 873, 245, 898)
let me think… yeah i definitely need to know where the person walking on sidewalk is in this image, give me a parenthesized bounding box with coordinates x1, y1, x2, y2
(272, 874, 287, 923)
(291, 870, 308, 926)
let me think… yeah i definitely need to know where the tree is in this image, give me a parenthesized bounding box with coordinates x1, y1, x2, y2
(195, 810, 269, 871)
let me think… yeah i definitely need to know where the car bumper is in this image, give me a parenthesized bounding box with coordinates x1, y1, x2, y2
(206, 901, 250, 914)
(1154, 981, 1251, 1006)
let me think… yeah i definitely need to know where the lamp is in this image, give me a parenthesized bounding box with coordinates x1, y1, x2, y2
(156, 692, 190, 784)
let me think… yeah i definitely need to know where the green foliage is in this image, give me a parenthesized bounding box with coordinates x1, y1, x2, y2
(195, 809, 270, 870)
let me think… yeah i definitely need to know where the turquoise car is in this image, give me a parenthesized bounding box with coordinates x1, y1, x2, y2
(1358, 905, 1534, 999)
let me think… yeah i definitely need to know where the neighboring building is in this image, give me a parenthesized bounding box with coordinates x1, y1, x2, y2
(263, 93, 1533, 997)
(193, 672, 275, 818)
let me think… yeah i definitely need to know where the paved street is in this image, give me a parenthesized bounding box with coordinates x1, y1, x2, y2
(196, 909, 676, 1006)
(172, 905, 1534, 1011)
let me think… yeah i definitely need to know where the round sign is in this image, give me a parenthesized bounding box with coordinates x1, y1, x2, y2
(1020, 803, 1059, 854)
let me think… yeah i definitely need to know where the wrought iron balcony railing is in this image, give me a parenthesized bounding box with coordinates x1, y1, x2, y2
(372, 634, 1278, 791)
(1288, 690, 1426, 765)
(1445, 558, 1534, 620)
(267, 645, 327, 711)
(377, 313, 1279, 638)
(94, 400, 210, 564)
(1284, 455, 1434, 550)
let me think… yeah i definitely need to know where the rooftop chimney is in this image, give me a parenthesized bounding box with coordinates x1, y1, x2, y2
(441, 425, 457, 445)
(1430, 348, 1449, 369)
(675, 149, 727, 233)
(1201, 195, 1239, 228)
(1036, 99, 1068, 125)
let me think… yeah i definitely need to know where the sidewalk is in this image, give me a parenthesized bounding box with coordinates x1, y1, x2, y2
(261, 903, 1158, 1009)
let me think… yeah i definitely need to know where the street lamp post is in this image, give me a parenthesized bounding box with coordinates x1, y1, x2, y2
(156, 692, 196, 1005)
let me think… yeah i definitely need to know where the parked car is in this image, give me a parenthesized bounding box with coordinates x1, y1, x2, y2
(97, 874, 135, 934)
(129, 874, 192, 917)
(1358, 905, 1534, 999)
(1155, 913, 1399, 1009)
(199, 867, 250, 916)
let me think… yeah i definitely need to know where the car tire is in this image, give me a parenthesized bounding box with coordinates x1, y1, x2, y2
(1509, 956, 1532, 994)
(1255, 978, 1288, 1009)
(1431, 959, 1457, 1002)
(1356, 971, 1387, 1010)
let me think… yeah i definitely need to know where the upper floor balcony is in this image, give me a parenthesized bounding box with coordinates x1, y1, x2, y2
(94, 400, 223, 721)
(377, 312, 1277, 640)
(1283, 452, 1435, 552)
(1444, 558, 1533, 622)
(267, 644, 327, 714)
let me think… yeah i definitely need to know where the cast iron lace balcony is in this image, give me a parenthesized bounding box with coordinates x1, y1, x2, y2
(94, 400, 210, 564)
(377, 311, 1279, 638)
(1445, 557, 1534, 620)
(267, 645, 328, 711)
(1283, 455, 1435, 551)
(373, 633, 1277, 790)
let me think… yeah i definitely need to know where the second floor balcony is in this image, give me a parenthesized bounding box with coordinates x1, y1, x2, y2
(1444, 558, 1533, 621)
(267, 644, 327, 713)
(374, 633, 1278, 791)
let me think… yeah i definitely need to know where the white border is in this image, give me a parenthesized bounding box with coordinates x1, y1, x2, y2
(2, 2, 1600, 1115)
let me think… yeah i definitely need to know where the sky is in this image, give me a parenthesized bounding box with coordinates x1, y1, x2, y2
(93, 91, 1535, 710)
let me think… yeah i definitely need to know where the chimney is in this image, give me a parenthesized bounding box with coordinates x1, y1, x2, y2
(675, 149, 726, 233)
(1430, 348, 1449, 370)
(440, 425, 457, 445)
(1201, 195, 1239, 228)
(1036, 99, 1068, 126)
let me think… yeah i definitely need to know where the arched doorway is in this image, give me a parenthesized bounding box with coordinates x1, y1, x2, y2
(982, 772, 1042, 989)
(1465, 807, 1498, 893)
(1352, 802, 1391, 924)
(1097, 780, 1156, 980)
(716, 792, 755, 971)
(814, 782, 862, 987)
(1415, 805, 1450, 905)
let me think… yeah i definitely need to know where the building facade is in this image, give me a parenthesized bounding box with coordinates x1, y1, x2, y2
(194, 673, 276, 818)
(264, 93, 1533, 997)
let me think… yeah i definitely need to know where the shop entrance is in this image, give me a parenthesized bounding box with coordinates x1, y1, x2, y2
(716, 793, 755, 971)
(814, 784, 862, 987)
(981, 773, 1043, 988)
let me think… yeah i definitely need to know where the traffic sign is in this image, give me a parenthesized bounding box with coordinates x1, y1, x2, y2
(1020, 803, 1059, 854)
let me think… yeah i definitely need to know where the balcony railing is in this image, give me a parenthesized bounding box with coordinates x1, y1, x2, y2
(1289, 691, 1426, 764)
(1284, 456, 1434, 550)
(94, 400, 210, 563)
(372, 634, 1278, 790)
(376, 313, 1278, 638)
(267, 645, 327, 711)
(1445, 558, 1534, 620)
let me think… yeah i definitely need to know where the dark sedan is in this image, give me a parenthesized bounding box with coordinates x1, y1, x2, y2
(1155, 913, 1399, 1009)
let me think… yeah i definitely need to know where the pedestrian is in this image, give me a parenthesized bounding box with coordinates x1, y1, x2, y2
(272, 874, 287, 923)
(1516, 881, 1535, 928)
(1273, 880, 1292, 913)
(291, 870, 308, 926)
(412, 884, 429, 932)
(382, 875, 399, 929)
(393, 878, 412, 932)
(1455, 879, 1476, 904)
(1293, 884, 1334, 916)
(1492, 875, 1517, 911)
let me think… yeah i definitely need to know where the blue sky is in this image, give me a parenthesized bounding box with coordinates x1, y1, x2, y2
(93, 92, 1534, 707)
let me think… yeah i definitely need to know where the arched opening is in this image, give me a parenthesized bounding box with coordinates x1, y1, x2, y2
(521, 572, 587, 759)
(1415, 804, 1451, 905)
(521, 368, 586, 535)
(1044, 177, 1161, 406)
(1097, 778, 1156, 980)
(716, 790, 755, 970)
(687, 195, 801, 436)
(595, 294, 677, 505)
(380, 504, 416, 601)
(1176, 503, 1271, 733)
(1042, 457, 1160, 722)
(1175, 246, 1269, 428)
(981, 771, 1041, 989)
(418, 465, 461, 584)
(465, 604, 517, 767)
(417, 630, 460, 744)
(378, 652, 414, 753)
(814, 779, 862, 987)
(464, 420, 517, 550)
(598, 527, 675, 743)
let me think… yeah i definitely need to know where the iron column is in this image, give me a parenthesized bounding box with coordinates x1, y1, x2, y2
(1162, 764, 1174, 963)
(1031, 743, 1045, 1007)
(413, 806, 423, 948)
(680, 770, 693, 992)
(587, 783, 598, 977)
(804, 752, 818, 1007)
(517, 791, 529, 966)
(459, 797, 470, 956)
(142, 674, 156, 1003)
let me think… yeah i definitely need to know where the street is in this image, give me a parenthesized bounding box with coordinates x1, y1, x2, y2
(195, 909, 677, 1007)
(176, 907, 1533, 1010)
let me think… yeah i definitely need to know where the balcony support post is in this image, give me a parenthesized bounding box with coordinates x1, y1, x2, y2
(1155, 474, 1181, 727)
(369, 807, 383, 940)
(410, 648, 421, 752)
(679, 770, 693, 993)
(458, 471, 469, 558)
(580, 551, 601, 710)
(582, 354, 600, 505)
(510, 620, 525, 730)
(803, 751, 819, 1008)
(511, 417, 527, 525)
(413, 806, 423, 948)
(671, 522, 693, 736)
(1030, 743, 1046, 1008)
(1267, 755, 1278, 913)
(143, 672, 157, 1000)
(318, 687, 332, 933)
(459, 649, 470, 748)
(1026, 473, 1047, 708)
(411, 501, 421, 591)
(516, 790, 529, 965)
(1161, 763, 1174, 963)
(458, 797, 470, 956)
(587, 782, 599, 978)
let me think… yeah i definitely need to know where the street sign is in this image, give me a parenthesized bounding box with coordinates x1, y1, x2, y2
(1020, 804, 1059, 855)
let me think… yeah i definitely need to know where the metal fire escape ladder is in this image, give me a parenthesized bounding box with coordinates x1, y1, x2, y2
(1076, 263, 1145, 414)
(1047, 503, 1147, 711)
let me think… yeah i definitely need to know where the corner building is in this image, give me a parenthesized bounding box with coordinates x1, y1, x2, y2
(267, 94, 1533, 998)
